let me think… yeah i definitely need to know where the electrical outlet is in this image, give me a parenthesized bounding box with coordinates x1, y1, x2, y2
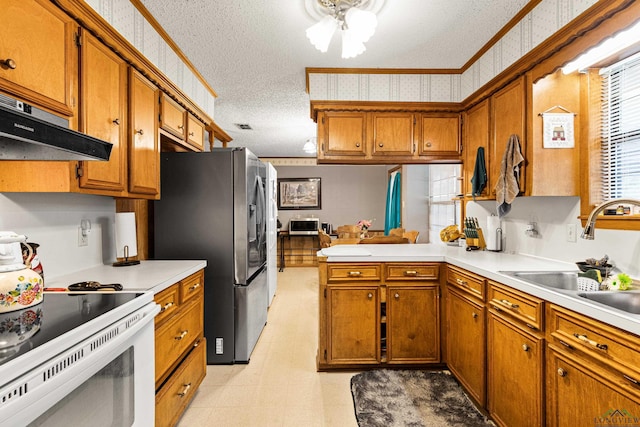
(215, 338, 223, 354)
(567, 224, 577, 243)
(78, 227, 88, 247)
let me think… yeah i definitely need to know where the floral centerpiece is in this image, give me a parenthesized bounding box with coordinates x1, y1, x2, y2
(357, 219, 373, 238)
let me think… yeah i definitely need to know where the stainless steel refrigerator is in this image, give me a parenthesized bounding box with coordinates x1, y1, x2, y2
(154, 148, 268, 364)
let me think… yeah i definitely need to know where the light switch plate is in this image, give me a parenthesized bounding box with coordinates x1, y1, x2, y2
(567, 224, 577, 243)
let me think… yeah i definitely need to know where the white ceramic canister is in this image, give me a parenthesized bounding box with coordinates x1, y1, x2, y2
(0, 232, 44, 313)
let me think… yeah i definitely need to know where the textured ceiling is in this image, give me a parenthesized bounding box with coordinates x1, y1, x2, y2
(139, 0, 530, 158)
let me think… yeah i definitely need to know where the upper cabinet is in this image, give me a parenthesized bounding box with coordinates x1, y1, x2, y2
(159, 92, 205, 152)
(76, 30, 128, 195)
(0, 0, 77, 117)
(314, 105, 461, 164)
(463, 100, 490, 198)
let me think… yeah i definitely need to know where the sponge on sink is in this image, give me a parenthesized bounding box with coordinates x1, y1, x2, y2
(579, 269, 602, 283)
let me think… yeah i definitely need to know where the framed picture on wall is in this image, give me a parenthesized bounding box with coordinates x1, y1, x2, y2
(278, 178, 321, 210)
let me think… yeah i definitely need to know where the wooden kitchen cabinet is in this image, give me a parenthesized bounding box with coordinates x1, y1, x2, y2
(186, 114, 205, 151)
(418, 114, 461, 157)
(487, 281, 545, 427)
(128, 69, 159, 198)
(318, 260, 441, 370)
(446, 265, 486, 406)
(0, 0, 77, 117)
(371, 112, 415, 158)
(159, 92, 205, 152)
(490, 76, 527, 198)
(76, 29, 128, 194)
(154, 269, 206, 427)
(463, 100, 490, 197)
(317, 111, 367, 158)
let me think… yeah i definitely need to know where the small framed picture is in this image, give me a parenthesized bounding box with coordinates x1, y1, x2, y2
(278, 178, 321, 210)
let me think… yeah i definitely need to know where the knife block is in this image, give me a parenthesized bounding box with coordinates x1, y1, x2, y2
(465, 228, 486, 250)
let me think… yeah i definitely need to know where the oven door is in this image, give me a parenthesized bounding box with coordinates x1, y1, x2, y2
(0, 302, 159, 427)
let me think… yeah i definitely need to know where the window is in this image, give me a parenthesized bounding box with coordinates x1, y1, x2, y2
(427, 164, 462, 243)
(600, 52, 640, 200)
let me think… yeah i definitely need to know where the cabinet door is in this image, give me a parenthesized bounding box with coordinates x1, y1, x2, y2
(128, 69, 159, 197)
(546, 345, 640, 427)
(0, 0, 76, 116)
(371, 113, 415, 157)
(160, 93, 186, 140)
(487, 311, 544, 427)
(318, 112, 367, 157)
(78, 31, 127, 193)
(187, 114, 205, 151)
(326, 285, 379, 365)
(419, 114, 460, 156)
(490, 76, 526, 197)
(446, 288, 486, 405)
(463, 100, 490, 197)
(387, 285, 440, 363)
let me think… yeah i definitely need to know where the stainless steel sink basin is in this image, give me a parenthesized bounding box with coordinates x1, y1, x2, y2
(578, 292, 640, 314)
(500, 271, 579, 291)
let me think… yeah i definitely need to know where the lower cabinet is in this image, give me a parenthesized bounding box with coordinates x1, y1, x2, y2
(318, 261, 441, 370)
(154, 269, 206, 427)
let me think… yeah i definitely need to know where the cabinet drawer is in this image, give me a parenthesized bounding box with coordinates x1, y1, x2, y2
(160, 93, 186, 138)
(327, 263, 382, 282)
(155, 298, 204, 385)
(446, 265, 485, 300)
(488, 281, 544, 331)
(187, 114, 204, 150)
(154, 284, 180, 326)
(180, 271, 204, 305)
(548, 304, 640, 380)
(156, 338, 207, 427)
(385, 263, 439, 281)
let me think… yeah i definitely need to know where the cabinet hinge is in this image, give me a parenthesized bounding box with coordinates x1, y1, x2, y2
(75, 163, 84, 179)
(321, 116, 325, 124)
(324, 349, 327, 360)
(74, 31, 82, 47)
(324, 288, 327, 298)
(158, 113, 162, 123)
(413, 116, 416, 125)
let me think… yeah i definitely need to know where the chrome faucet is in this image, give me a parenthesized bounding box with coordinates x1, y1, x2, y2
(581, 198, 640, 239)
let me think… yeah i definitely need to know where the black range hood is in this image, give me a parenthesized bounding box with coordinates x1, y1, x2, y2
(0, 98, 112, 161)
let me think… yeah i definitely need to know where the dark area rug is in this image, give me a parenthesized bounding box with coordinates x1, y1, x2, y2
(351, 370, 494, 427)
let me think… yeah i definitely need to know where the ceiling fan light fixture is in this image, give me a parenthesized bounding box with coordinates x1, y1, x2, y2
(306, 15, 339, 53)
(305, 0, 380, 59)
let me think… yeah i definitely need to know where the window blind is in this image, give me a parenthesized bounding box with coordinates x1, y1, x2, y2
(600, 52, 640, 200)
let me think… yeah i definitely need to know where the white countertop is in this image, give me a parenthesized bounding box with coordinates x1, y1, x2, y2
(44, 260, 207, 294)
(320, 244, 640, 336)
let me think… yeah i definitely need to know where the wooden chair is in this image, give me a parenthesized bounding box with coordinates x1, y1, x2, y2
(318, 229, 332, 248)
(359, 236, 409, 244)
(331, 238, 361, 245)
(388, 227, 405, 237)
(336, 225, 361, 239)
(403, 230, 419, 243)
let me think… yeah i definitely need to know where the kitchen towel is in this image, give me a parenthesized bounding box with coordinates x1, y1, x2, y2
(471, 146, 487, 198)
(495, 134, 524, 218)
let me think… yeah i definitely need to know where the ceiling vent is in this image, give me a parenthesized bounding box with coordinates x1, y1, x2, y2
(234, 123, 253, 130)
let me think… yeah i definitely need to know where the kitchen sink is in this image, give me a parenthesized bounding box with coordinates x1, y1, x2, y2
(578, 292, 640, 314)
(500, 271, 579, 291)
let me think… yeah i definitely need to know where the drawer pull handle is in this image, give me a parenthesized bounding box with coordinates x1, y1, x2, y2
(522, 344, 530, 352)
(557, 368, 567, 377)
(189, 283, 201, 291)
(112, 118, 120, 125)
(525, 323, 537, 330)
(1, 58, 17, 69)
(367, 293, 373, 299)
(189, 131, 195, 136)
(355, 143, 360, 148)
(135, 129, 144, 135)
(404, 270, 418, 276)
(348, 271, 362, 277)
(472, 312, 478, 319)
(175, 330, 189, 340)
(178, 124, 184, 130)
(500, 299, 519, 309)
(426, 142, 432, 148)
(624, 375, 640, 386)
(394, 293, 400, 299)
(177, 383, 192, 397)
(378, 143, 384, 147)
(160, 301, 174, 312)
(559, 340, 574, 349)
(574, 333, 608, 351)
(455, 278, 468, 286)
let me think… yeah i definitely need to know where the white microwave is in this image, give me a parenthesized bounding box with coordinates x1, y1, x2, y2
(289, 218, 320, 235)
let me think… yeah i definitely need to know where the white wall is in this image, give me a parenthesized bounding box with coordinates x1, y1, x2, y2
(275, 165, 388, 232)
(0, 193, 116, 279)
(466, 196, 640, 278)
(402, 166, 429, 243)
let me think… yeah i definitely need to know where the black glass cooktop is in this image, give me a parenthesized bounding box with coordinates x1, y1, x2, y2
(0, 292, 143, 367)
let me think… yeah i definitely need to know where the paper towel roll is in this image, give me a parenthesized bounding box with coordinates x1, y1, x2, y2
(486, 215, 502, 251)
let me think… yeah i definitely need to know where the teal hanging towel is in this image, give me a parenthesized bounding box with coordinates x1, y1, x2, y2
(471, 147, 487, 197)
(384, 171, 402, 235)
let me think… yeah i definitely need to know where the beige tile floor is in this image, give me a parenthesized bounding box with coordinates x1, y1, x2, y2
(177, 267, 360, 427)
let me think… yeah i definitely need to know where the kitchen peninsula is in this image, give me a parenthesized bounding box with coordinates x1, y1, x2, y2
(317, 244, 640, 426)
